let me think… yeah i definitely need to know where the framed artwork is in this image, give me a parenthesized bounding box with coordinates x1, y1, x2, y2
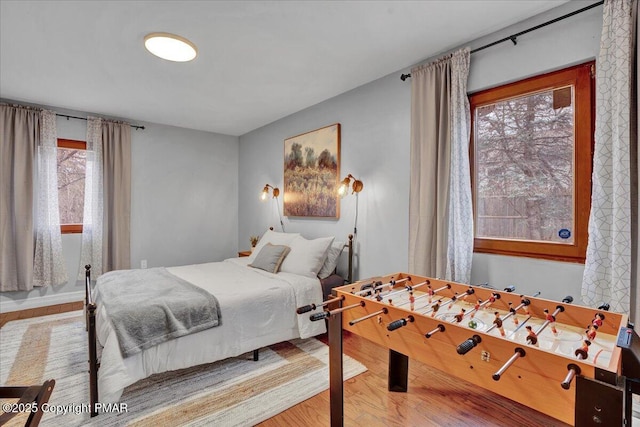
(284, 123, 340, 218)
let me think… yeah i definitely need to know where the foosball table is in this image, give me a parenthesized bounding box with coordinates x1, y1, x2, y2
(298, 273, 630, 426)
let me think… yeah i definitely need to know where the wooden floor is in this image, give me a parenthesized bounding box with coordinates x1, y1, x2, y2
(1, 304, 567, 426)
(259, 331, 568, 427)
(0, 301, 83, 328)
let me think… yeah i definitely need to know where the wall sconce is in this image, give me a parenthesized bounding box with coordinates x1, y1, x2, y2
(338, 174, 364, 235)
(338, 174, 364, 196)
(261, 184, 280, 200)
(260, 184, 285, 231)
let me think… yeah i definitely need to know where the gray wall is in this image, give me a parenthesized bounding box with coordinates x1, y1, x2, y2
(238, 3, 605, 303)
(1, 105, 239, 311)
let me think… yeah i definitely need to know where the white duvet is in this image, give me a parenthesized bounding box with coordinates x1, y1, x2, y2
(95, 257, 326, 403)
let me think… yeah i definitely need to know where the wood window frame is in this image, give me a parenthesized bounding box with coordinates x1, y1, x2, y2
(57, 138, 86, 234)
(469, 61, 595, 263)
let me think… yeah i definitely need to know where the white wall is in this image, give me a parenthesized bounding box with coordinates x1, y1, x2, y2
(238, 2, 606, 304)
(0, 104, 239, 311)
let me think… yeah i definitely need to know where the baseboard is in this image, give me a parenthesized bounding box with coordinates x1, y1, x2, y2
(0, 291, 84, 313)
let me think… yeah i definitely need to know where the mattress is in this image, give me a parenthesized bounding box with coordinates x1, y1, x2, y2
(94, 257, 326, 403)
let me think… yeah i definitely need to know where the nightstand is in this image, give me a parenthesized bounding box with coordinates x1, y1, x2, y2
(238, 250, 252, 257)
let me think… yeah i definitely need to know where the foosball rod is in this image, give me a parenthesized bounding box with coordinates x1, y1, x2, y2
(349, 307, 388, 326)
(354, 277, 411, 297)
(396, 284, 451, 308)
(507, 315, 532, 338)
(561, 363, 582, 390)
(310, 301, 365, 321)
(425, 324, 446, 338)
(375, 279, 431, 301)
(418, 296, 455, 316)
(296, 295, 345, 314)
(534, 303, 567, 336)
(492, 347, 526, 381)
(485, 294, 537, 334)
(417, 287, 473, 316)
(465, 293, 500, 319)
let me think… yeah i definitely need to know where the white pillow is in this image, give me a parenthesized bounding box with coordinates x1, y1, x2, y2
(247, 230, 300, 263)
(280, 235, 335, 278)
(318, 240, 345, 279)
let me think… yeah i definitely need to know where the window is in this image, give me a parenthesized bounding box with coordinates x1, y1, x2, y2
(470, 62, 594, 263)
(57, 138, 86, 233)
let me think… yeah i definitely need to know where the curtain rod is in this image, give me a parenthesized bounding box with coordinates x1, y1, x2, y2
(400, 0, 604, 81)
(56, 113, 145, 130)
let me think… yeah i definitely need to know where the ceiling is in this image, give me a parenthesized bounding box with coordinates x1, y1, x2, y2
(0, 1, 573, 136)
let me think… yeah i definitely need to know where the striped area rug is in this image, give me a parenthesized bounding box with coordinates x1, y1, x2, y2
(0, 311, 366, 426)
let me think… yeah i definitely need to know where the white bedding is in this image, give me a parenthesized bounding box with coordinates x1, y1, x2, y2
(94, 257, 326, 403)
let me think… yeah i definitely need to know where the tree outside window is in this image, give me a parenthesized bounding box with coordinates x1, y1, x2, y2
(470, 62, 594, 263)
(57, 139, 86, 233)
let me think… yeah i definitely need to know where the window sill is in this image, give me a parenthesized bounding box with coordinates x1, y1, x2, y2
(61, 225, 83, 234)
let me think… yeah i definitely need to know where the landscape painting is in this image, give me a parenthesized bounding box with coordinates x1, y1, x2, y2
(284, 123, 340, 218)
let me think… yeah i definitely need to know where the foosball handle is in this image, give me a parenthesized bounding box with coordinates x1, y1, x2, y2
(310, 311, 330, 322)
(504, 285, 516, 292)
(562, 295, 574, 304)
(456, 335, 482, 355)
(598, 302, 611, 311)
(296, 304, 316, 314)
(387, 316, 414, 331)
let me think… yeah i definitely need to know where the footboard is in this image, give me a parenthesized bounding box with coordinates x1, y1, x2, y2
(84, 264, 98, 417)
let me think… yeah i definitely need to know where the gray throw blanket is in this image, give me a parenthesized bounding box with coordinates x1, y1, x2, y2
(95, 267, 221, 358)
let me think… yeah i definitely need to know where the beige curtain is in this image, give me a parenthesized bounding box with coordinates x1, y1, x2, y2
(408, 48, 473, 280)
(409, 56, 452, 278)
(79, 118, 131, 276)
(102, 120, 131, 271)
(0, 104, 39, 291)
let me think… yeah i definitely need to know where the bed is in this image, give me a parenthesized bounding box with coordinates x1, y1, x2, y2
(84, 230, 353, 414)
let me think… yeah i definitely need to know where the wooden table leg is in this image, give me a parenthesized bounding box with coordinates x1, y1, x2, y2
(388, 349, 408, 392)
(329, 308, 344, 427)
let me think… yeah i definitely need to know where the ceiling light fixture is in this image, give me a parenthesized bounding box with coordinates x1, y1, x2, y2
(144, 32, 197, 62)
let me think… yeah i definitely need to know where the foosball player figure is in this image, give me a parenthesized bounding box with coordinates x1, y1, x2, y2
(454, 308, 466, 323)
(486, 293, 498, 309)
(388, 299, 394, 307)
(544, 309, 558, 335)
(409, 292, 415, 311)
(586, 324, 598, 342)
(471, 299, 482, 318)
(521, 295, 531, 315)
(427, 285, 434, 303)
(591, 312, 604, 329)
(461, 287, 474, 302)
(431, 299, 442, 318)
(375, 288, 383, 301)
(448, 292, 459, 310)
(525, 325, 538, 346)
(508, 302, 519, 325)
(493, 312, 505, 337)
